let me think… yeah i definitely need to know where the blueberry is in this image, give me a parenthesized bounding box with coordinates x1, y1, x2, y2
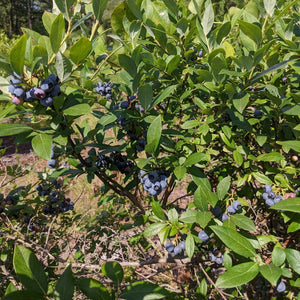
(227, 205, 236, 215)
(232, 200, 241, 211)
(165, 242, 175, 253)
(148, 172, 158, 183)
(36, 185, 42, 191)
(120, 101, 129, 109)
(105, 93, 112, 99)
(136, 139, 147, 151)
(40, 78, 54, 92)
(254, 110, 263, 119)
(112, 104, 119, 110)
(48, 74, 59, 84)
(8, 85, 15, 94)
(198, 230, 209, 242)
(265, 199, 275, 207)
(282, 77, 288, 84)
(10, 73, 22, 84)
(264, 184, 272, 194)
(179, 241, 185, 251)
(212, 206, 222, 217)
(128, 95, 136, 101)
(276, 281, 286, 293)
(209, 253, 216, 262)
(160, 178, 168, 190)
(269, 191, 276, 199)
(40, 96, 54, 107)
(50, 85, 61, 97)
(173, 246, 182, 255)
(96, 82, 103, 88)
(221, 213, 229, 222)
(215, 256, 223, 265)
(197, 50, 203, 57)
(262, 193, 270, 201)
(274, 195, 283, 203)
(148, 188, 157, 196)
(47, 159, 57, 168)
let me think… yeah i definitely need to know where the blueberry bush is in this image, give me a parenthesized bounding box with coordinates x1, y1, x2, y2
(0, 0, 300, 299)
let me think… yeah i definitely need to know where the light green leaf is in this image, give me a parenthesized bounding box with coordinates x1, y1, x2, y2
(32, 133, 52, 160)
(272, 244, 286, 267)
(76, 278, 110, 300)
(10, 35, 27, 76)
(256, 152, 285, 162)
(184, 153, 209, 167)
(230, 215, 256, 232)
(217, 176, 231, 200)
(144, 222, 167, 238)
(179, 210, 197, 223)
(101, 262, 124, 284)
(259, 264, 282, 286)
(64, 104, 91, 116)
(216, 262, 259, 288)
(202, 0, 214, 36)
(186, 233, 195, 258)
(146, 115, 161, 154)
(232, 93, 249, 114)
(0, 124, 32, 137)
(138, 84, 153, 111)
(70, 37, 92, 64)
(252, 172, 273, 185)
(167, 208, 178, 225)
(196, 211, 212, 229)
(54, 0, 74, 20)
(238, 20, 262, 44)
(152, 201, 166, 220)
(50, 13, 65, 53)
(271, 197, 300, 213)
(264, 0, 276, 16)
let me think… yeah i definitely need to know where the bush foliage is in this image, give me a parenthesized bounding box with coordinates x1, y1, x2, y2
(0, 0, 299, 299)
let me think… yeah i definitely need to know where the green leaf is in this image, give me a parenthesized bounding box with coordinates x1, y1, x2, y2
(174, 166, 187, 180)
(152, 201, 166, 220)
(196, 211, 212, 229)
(167, 208, 178, 225)
(152, 85, 177, 107)
(186, 233, 195, 258)
(252, 172, 273, 185)
(4, 283, 18, 296)
(210, 226, 257, 258)
(10, 35, 27, 76)
(3, 291, 45, 300)
(194, 181, 218, 209)
(101, 262, 124, 284)
(42, 11, 57, 34)
(64, 104, 91, 116)
(259, 264, 282, 286)
(120, 281, 171, 299)
(194, 186, 208, 211)
(256, 152, 285, 162)
(166, 55, 180, 73)
(272, 244, 286, 267)
(127, 0, 143, 19)
(264, 0, 276, 16)
(54, 265, 74, 300)
(118, 54, 137, 78)
(216, 21, 231, 44)
(232, 93, 249, 114)
(276, 140, 300, 153)
(285, 248, 300, 274)
(230, 215, 256, 232)
(217, 176, 231, 200)
(32, 133, 53, 160)
(146, 115, 162, 154)
(202, 0, 214, 36)
(70, 37, 92, 64)
(93, 0, 108, 21)
(282, 105, 300, 116)
(233, 150, 243, 166)
(76, 278, 110, 300)
(54, 0, 74, 20)
(179, 210, 197, 223)
(184, 153, 209, 167)
(0, 123, 32, 137)
(238, 20, 262, 44)
(138, 84, 153, 111)
(13, 245, 48, 295)
(144, 222, 167, 238)
(216, 262, 259, 288)
(50, 13, 65, 53)
(271, 197, 300, 213)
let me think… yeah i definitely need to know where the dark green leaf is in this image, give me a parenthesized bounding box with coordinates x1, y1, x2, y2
(232, 93, 249, 114)
(54, 265, 74, 300)
(138, 84, 153, 111)
(120, 281, 171, 299)
(259, 264, 282, 286)
(210, 226, 257, 258)
(272, 244, 286, 267)
(50, 13, 65, 53)
(179, 210, 197, 223)
(271, 197, 300, 213)
(13, 245, 48, 295)
(3, 291, 45, 300)
(152, 201, 166, 220)
(54, 0, 74, 20)
(119, 54, 137, 78)
(217, 21, 231, 44)
(184, 153, 209, 167)
(76, 278, 110, 300)
(174, 166, 187, 180)
(32, 133, 52, 160)
(285, 248, 300, 274)
(216, 262, 259, 288)
(101, 262, 124, 284)
(10, 35, 27, 76)
(196, 211, 212, 229)
(167, 55, 180, 73)
(70, 37, 92, 64)
(152, 85, 177, 107)
(0, 124, 32, 137)
(238, 20, 262, 44)
(42, 11, 57, 34)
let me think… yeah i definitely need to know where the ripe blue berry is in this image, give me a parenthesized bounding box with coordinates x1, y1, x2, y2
(232, 200, 241, 211)
(227, 205, 236, 215)
(265, 199, 275, 207)
(215, 256, 223, 265)
(165, 242, 175, 253)
(173, 246, 182, 255)
(212, 206, 222, 217)
(221, 213, 229, 222)
(40, 96, 53, 107)
(179, 241, 185, 251)
(254, 110, 262, 119)
(198, 230, 209, 242)
(209, 253, 216, 262)
(120, 101, 129, 109)
(276, 281, 286, 293)
(264, 184, 272, 194)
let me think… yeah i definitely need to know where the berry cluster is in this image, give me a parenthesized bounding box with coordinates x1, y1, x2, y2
(262, 185, 283, 207)
(9, 73, 60, 107)
(37, 180, 74, 214)
(96, 82, 113, 99)
(95, 151, 134, 174)
(211, 201, 241, 222)
(165, 241, 185, 256)
(139, 170, 170, 196)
